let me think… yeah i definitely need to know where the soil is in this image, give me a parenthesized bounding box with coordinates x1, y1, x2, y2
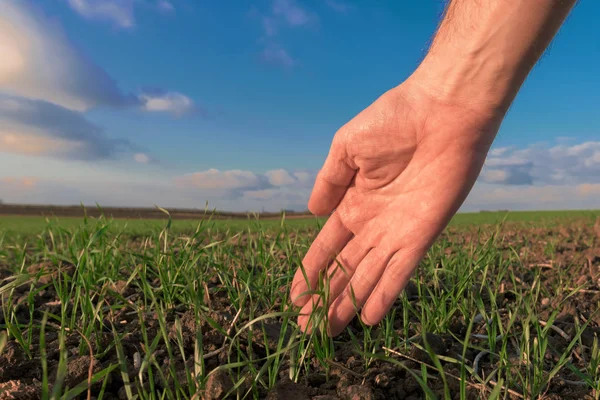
(1, 219, 599, 399)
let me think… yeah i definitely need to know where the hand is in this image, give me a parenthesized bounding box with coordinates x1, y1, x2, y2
(289, 77, 504, 336)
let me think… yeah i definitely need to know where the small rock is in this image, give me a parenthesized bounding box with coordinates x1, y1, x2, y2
(204, 369, 234, 400)
(338, 385, 375, 400)
(541, 298, 550, 307)
(345, 356, 360, 369)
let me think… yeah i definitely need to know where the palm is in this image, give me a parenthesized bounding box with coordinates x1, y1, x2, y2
(290, 82, 501, 336)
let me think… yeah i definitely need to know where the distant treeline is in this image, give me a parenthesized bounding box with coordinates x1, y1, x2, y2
(0, 204, 312, 220)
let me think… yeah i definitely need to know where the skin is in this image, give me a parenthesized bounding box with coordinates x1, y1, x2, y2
(289, 0, 577, 337)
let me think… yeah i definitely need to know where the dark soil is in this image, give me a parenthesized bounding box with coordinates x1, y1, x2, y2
(1, 219, 599, 399)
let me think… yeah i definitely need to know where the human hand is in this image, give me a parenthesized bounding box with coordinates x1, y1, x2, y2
(289, 77, 504, 336)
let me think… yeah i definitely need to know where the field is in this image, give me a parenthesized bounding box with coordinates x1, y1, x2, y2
(1, 209, 599, 399)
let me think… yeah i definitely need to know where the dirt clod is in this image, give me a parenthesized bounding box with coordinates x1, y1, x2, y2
(410, 333, 447, 362)
(338, 384, 375, 400)
(266, 380, 311, 400)
(204, 369, 234, 400)
(0, 379, 41, 399)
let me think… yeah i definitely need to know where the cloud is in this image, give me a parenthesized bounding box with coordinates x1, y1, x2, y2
(139, 91, 194, 116)
(577, 183, 600, 197)
(0, 1, 193, 115)
(293, 171, 315, 185)
(133, 153, 154, 164)
(2, 155, 597, 212)
(266, 169, 296, 186)
(156, 1, 175, 13)
(0, 1, 135, 111)
(175, 169, 263, 191)
(252, 0, 318, 69)
(462, 183, 600, 212)
(488, 147, 513, 157)
(265, 169, 316, 187)
(67, 0, 175, 27)
(480, 141, 600, 186)
(262, 16, 278, 36)
(272, 0, 313, 27)
(0, 95, 142, 161)
(325, 0, 355, 13)
(67, 0, 136, 28)
(257, 0, 317, 34)
(173, 168, 315, 204)
(242, 186, 310, 210)
(0, 172, 313, 212)
(480, 162, 533, 185)
(0, 176, 38, 189)
(260, 45, 296, 69)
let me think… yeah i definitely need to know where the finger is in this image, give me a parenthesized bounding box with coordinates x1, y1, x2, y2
(297, 237, 371, 333)
(327, 248, 391, 336)
(308, 135, 356, 216)
(360, 248, 425, 326)
(290, 212, 353, 307)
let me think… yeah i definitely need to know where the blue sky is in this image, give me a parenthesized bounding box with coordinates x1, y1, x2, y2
(0, 0, 599, 212)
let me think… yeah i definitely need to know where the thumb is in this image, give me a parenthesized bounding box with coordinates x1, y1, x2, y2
(308, 135, 356, 216)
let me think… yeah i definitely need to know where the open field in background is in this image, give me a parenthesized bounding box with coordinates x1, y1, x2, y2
(0, 209, 599, 399)
(1, 209, 599, 237)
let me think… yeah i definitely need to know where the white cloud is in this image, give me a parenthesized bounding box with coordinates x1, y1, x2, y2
(0, 173, 313, 212)
(0, 1, 136, 111)
(172, 167, 315, 207)
(67, 0, 136, 28)
(488, 147, 513, 157)
(243, 186, 311, 210)
(139, 91, 194, 116)
(243, 188, 282, 200)
(0, 1, 193, 115)
(462, 183, 600, 212)
(264, 169, 316, 188)
(481, 141, 600, 186)
(265, 169, 295, 186)
(175, 169, 262, 191)
(0, 154, 597, 212)
(133, 153, 151, 164)
(293, 171, 315, 184)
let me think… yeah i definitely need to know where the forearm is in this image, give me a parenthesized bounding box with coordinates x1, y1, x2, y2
(410, 0, 576, 117)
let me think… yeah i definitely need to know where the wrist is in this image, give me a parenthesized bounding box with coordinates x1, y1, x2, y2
(407, 49, 521, 120)
(406, 0, 576, 120)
